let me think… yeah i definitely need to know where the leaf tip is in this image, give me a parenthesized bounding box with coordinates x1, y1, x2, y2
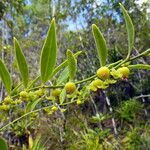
(51, 18, 56, 25)
(67, 49, 71, 55)
(119, 2, 122, 6)
(13, 37, 17, 43)
(92, 24, 97, 30)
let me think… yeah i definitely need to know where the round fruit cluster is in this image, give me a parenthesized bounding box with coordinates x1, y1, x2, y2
(97, 66, 130, 80)
(89, 66, 130, 92)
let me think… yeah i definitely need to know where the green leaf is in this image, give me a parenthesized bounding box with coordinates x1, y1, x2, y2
(67, 50, 77, 80)
(28, 51, 82, 87)
(28, 76, 41, 89)
(52, 51, 82, 77)
(59, 88, 66, 104)
(119, 3, 135, 59)
(57, 67, 69, 85)
(0, 137, 8, 150)
(0, 59, 12, 94)
(128, 64, 150, 70)
(14, 38, 29, 88)
(92, 24, 108, 66)
(29, 135, 33, 150)
(40, 19, 57, 83)
(26, 98, 41, 112)
(10, 83, 22, 96)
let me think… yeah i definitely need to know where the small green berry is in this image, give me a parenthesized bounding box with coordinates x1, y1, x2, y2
(51, 106, 58, 112)
(117, 67, 130, 78)
(51, 89, 61, 97)
(35, 89, 45, 97)
(92, 79, 103, 87)
(28, 92, 36, 101)
(65, 82, 76, 94)
(20, 91, 28, 98)
(97, 67, 110, 80)
(19, 91, 29, 101)
(0, 105, 10, 111)
(3, 97, 13, 104)
(15, 99, 22, 104)
(77, 100, 82, 105)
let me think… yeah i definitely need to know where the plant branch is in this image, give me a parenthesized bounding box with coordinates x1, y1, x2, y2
(114, 48, 150, 69)
(134, 94, 150, 99)
(10, 50, 149, 99)
(0, 99, 78, 131)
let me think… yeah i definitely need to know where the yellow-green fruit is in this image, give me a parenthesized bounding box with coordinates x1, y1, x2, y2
(77, 100, 82, 105)
(3, 97, 13, 104)
(15, 99, 22, 104)
(20, 91, 28, 98)
(51, 89, 61, 97)
(0, 105, 10, 111)
(51, 106, 58, 111)
(97, 67, 110, 80)
(117, 67, 130, 78)
(35, 89, 44, 97)
(65, 82, 76, 94)
(28, 92, 36, 101)
(92, 79, 102, 87)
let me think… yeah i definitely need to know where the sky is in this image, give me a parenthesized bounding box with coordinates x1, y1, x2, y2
(25, 0, 149, 31)
(67, 0, 150, 30)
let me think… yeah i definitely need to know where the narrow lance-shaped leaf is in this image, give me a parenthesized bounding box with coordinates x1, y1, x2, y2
(14, 38, 29, 88)
(28, 51, 82, 88)
(119, 3, 135, 59)
(56, 67, 69, 85)
(128, 64, 150, 70)
(67, 50, 77, 80)
(10, 83, 22, 96)
(26, 98, 41, 112)
(40, 18, 57, 83)
(92, 24, 108, 66)
(28, 76, 40, 89)
(0, 59, 12, 94)
(59, 88, 66, 104)
(52, 51, 82, 77)
(0, 137, 8, 150)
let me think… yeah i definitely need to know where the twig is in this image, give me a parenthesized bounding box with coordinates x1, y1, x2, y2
(134, 94, 150, 99)
(0, 99, 78, 131)
(105, 92, 117, 135)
